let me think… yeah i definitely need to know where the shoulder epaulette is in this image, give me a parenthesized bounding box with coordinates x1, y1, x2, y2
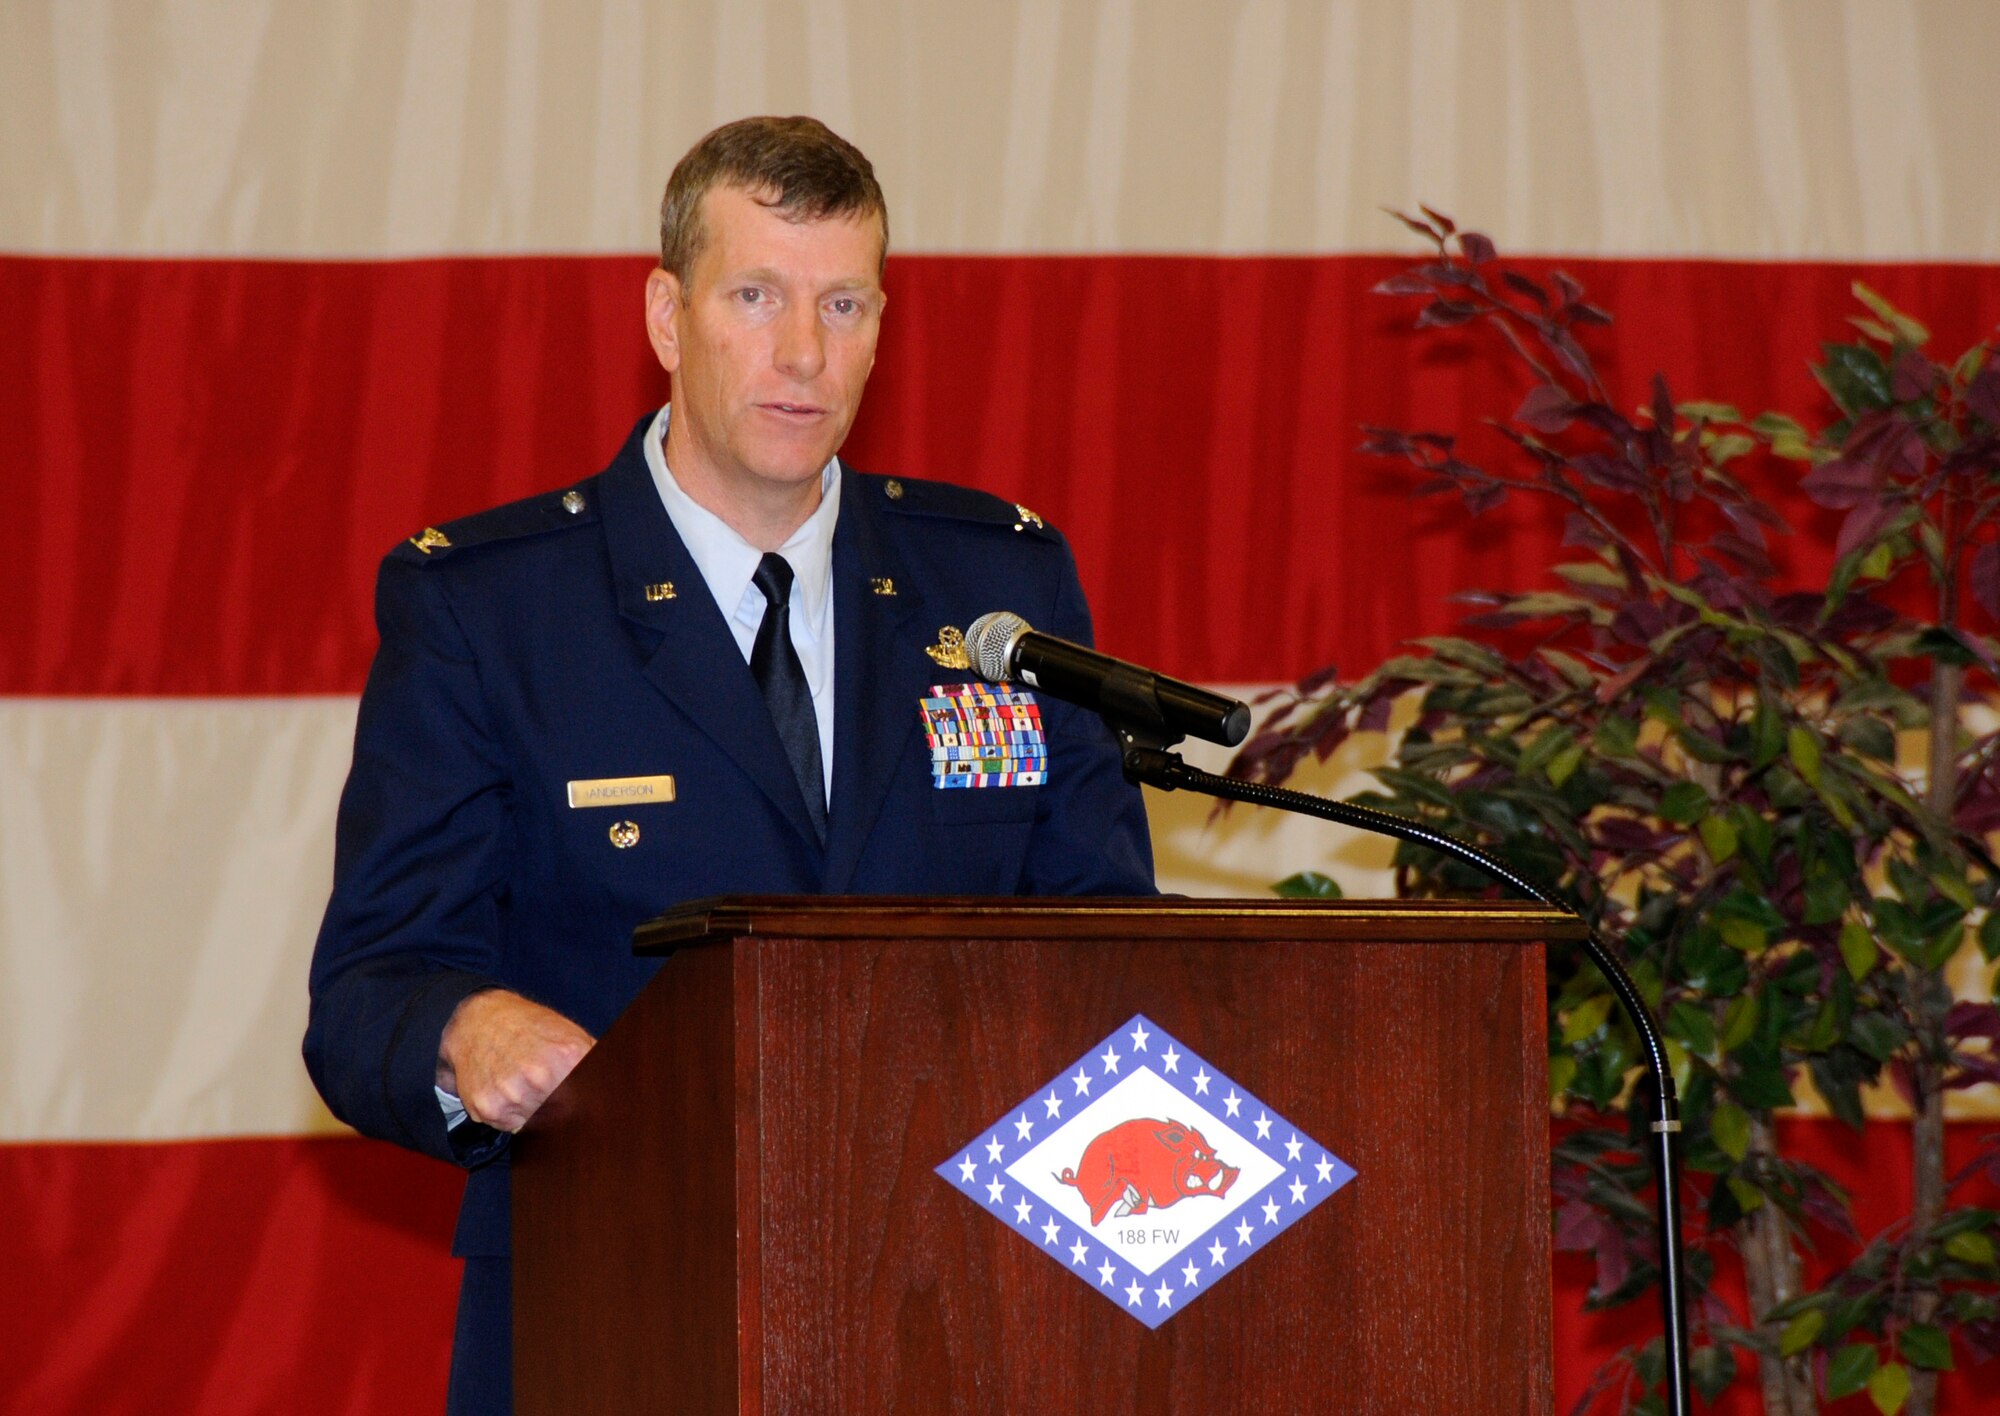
(392, 483, 600, 564)
(866, 472, 1059, 540)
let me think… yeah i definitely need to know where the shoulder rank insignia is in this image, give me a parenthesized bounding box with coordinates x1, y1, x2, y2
(1014, 504, 1045, 531)
(926, 625, 971, 670)
(408, 526, 452, 554)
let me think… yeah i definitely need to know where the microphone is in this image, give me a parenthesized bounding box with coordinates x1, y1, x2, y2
(965, 612, 1250, 748)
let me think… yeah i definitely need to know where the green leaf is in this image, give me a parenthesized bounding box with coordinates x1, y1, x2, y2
(1706, 432, 1756, 463)
(1897, 1324, 1953, 1371)
(1562, 995, 1615, 1046)
(1680, 400, 1743, 423)
(1668, 1000, 1718, 1057)
(1553, 561, 1629, 590)
(1688, 1343, 1737, 1404)
(1979, 912, 2000, 963)
(1850, 1012, 1908, 1063)
(1869, 1360, 1910, 1415)
(1839, 921, 1880, 980)
(1712, 1100, 1751, 1162)
(1780, 1307, 1826, 1357)
(1595, 714, 1640, 758)
(1547, 742, 1586, 788)
(1699, 815, 1740, 864)
(1719, 914, 1766, 953)
(1859, 540, 1895, 580)
(1274, 870, 1343, 899)
(1827, 1343, 1879, 1399)
(1659, 782, 1711, 824)
(1945, 1230, 1997, 1267)
(1788, 726, 1823, 786)
(1548, 1053, 1578, 1101)
(1727, 1173, 1766, 1213)
(1853, 280, 1931, 347)
(1818, 342, 1895, 415)
(1719, 993, 1760, 1052)
(1754, 411, 1815, 460)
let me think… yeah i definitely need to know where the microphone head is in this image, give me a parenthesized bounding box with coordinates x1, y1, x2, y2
(966, 611, 1032, 682)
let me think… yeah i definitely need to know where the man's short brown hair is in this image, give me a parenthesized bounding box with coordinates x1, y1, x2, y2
(658, 116, 887, 282)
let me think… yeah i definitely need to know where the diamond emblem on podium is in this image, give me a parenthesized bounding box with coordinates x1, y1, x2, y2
(937, 1013, 1356, 1327)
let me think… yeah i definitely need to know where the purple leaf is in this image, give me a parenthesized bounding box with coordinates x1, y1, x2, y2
(1416, 299, 1478, 328)
(1459, 231, 1496, 264)
(1892, 345, 1940, 401)
(1544, 327, 1595, 384)
(1946, 1001, 2000, 1042)
(1462, 482, 1508, 514)
(1651, 375, 1676, 432)
(1502, 271, 1549, 307)
(1971, 542, 2000, 621)
(1800, 458, 1877, 509)
(1418, 204, 1457, 235)
(1372, 273, 1436, 296)
(1967, 366, 2000, 426)
(1835, 497, 1901, 558)
(1357, 695, 1396, 733)
(1516, 384, 1575, 434)
(1552, 270, 1586, 307)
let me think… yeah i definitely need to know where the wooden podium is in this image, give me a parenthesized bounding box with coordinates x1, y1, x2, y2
(512, 897, 1581, 1414)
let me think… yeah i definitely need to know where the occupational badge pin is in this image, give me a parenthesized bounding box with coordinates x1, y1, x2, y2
(926, 626, 971, 670)
(607, 820, 640, 848)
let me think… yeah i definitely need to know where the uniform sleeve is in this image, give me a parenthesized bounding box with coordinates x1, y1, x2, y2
(303, 553, 512, 1167)
(1019, 538, 1158, 896)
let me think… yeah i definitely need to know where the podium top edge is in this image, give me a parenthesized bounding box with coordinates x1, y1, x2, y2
(631, 895, 1588, 952)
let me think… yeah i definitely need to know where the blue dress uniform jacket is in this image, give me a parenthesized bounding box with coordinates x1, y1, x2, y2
(303, 415, 1156, 1266)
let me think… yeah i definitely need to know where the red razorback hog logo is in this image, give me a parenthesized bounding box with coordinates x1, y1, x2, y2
(1058, 1118, 1241, 1226)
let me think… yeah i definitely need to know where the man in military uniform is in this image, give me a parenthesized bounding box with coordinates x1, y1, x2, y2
(303, 116, 1154, 1413)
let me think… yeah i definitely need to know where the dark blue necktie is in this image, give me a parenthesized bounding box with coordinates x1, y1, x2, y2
(750, 553, 827, 843)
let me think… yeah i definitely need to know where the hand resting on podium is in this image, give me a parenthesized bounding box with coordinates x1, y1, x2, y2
(436, 989, 595, 1134)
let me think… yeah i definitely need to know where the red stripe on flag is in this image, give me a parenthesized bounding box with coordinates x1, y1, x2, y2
(1, 1136, 459, 1414)
(2, 1123, 1993, 1412)
(7, 253, 2000, 694)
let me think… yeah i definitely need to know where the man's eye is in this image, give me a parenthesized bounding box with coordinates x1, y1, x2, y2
(828, 296, 859, 316)
(736, 288, 765, 304)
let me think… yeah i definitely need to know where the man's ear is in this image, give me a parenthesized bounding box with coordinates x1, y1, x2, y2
(643, 267, 683, 374)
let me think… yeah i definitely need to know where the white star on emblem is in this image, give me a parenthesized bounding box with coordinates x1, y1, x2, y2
(985, 1176, 1006, 1204)
(1236, 1218, 1254, 1246)
(1129, 1021, 1150, 1051)
(1284, 1133, 1303, 1161)
(1181, 1259, 1202, 1288)
(1100, 1046, 1121, 1074)
(1254, 1111, 1273, 1140)
(1223, 1090, 1242, 1118)
(957, 1154, 977, 1182)
(1014, 1112, 1034, 1141)
(1192, 1067, 1211, 1095)
(1262, 1196, 1281, 1225)
(1208, 1238, 1228, 1266)
(1289, 1175, 1308, 1205)
(1155, 1280, 1174, 1308)
(1071, 1238, 1089, 1266)
(1126, 1280, 1144, 1307)
(985, 1134, 1004, 1164)
(1316, 1153, 1335, 1183)
(1014, 1195, 1034, 1225)
(1072, 1068, 1093, 1097)
(1043, 1090, 1063, 1119)
(1041, 1216, 1061, 1245)
(1099, 1259, 1117, 1287)
(1161, 1044, 1180, 1073)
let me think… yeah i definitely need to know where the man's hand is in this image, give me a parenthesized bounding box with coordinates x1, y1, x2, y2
(436, 990, 595, 1133)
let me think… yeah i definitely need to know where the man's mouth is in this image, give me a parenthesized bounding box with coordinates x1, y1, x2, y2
(760, 402, 825, 418)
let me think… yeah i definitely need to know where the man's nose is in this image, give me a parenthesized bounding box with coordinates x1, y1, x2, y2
(773, 302, 826, 379)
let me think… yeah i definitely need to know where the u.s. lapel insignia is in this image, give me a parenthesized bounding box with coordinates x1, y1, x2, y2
(927, 625, 971, 670)
(870, 577, 897, 596)
(408, 526, 452, 554)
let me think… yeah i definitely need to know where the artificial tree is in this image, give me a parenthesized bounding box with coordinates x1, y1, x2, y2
(1231, 213, 2000, 1415)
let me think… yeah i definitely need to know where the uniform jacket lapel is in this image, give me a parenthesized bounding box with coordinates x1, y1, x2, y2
(596, 435, 824, 852)
(822, 471, 926, 891)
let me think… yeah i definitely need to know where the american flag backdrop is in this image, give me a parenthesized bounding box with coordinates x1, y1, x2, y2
(5, 2, 1999, 1410)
